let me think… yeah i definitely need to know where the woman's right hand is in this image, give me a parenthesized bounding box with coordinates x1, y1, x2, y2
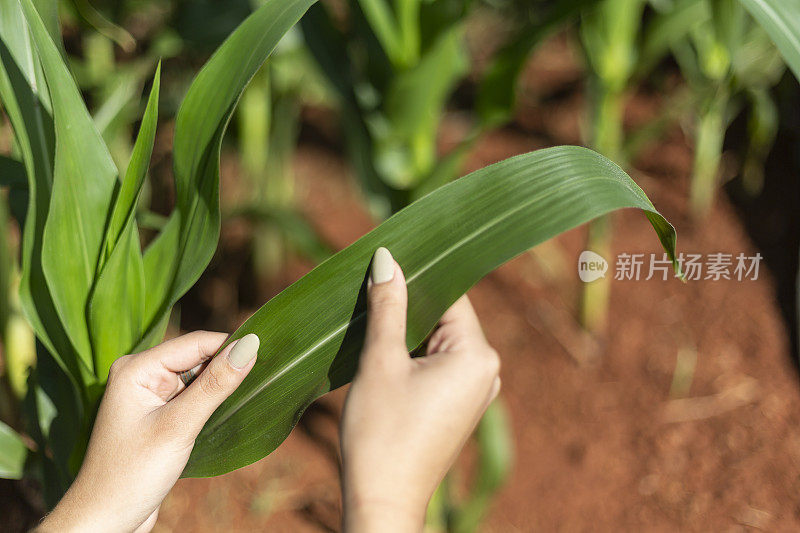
(340, 248, 501, 532)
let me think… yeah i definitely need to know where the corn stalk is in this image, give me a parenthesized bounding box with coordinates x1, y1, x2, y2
(578, 0, 646, 334)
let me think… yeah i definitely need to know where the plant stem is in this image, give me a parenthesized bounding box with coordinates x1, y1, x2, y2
(689, 92, 727, 218)
(581, 86, 624, 334)
(593, 86, 625, 163)
(581, 214, 613, 333)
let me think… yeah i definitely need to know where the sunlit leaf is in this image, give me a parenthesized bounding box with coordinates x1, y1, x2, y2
(186, 145, 680, 476)
(139, 0, 317, 349)
(20, 0, 119, 376)
(0, 0, 87, 385)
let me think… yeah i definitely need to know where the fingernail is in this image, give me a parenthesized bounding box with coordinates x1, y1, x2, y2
(228, 333, 259, 369)
(370, 247, 395, 284)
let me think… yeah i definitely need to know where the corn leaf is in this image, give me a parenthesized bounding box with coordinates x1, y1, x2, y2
(186, 145, 679, 476)
(0, 421, 27, 479)
(0, 0, 88, 385)
(86, 66, 160, 379)
(380, 25, 468, 188)
(20, 0, 119, 377)
(737, 0, 800, 80)
(355, 0, 403, 65)
(140, 0, 317, 349)
(102, 64, 160, 263)
(22, 351, 84, 504)
(300, 3, 396, 207)
(476, 0, 595, 127)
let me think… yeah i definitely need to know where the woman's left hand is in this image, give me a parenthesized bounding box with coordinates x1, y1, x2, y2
(37, 331, 259, 533)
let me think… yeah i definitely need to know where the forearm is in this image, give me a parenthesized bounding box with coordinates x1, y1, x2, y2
(343, 495, 425, 533)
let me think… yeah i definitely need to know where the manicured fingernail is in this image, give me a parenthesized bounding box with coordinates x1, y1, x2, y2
(370, 247, 394, 284)
(228, 333, 259, 369)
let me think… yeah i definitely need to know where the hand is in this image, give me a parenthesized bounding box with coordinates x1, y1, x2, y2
(341, 248, 501, 532)
(37, 331, 260, 533)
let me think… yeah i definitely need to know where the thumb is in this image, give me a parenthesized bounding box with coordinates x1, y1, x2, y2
(166, 333, 259, 437)
(363, 247, 408, 359)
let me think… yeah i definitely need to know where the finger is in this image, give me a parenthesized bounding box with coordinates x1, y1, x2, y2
(139, 330, 229, 372)
(439, 295, 483, 335)
(363, 247, 408, 359)
(427, 296, 487, 355)
(164, 334, 259, 437)
(488, 376, 501, 403)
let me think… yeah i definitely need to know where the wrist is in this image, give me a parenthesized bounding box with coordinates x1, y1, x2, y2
(36, 487, 113, 532)
(36, 507, 92, 533)
(343, 493, 426, 533)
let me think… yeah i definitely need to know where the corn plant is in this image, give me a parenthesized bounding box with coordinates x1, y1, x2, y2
(70, 29, 181, 174)
(234, 29, 332, 283)
(298, 0, 477, 218)
(0, 0, 680, 518)
(578, 0, 647, 335)
(726, 0, 800, 356)
(660, 0, 785, 217)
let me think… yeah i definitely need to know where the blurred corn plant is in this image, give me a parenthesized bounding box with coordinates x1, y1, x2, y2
(425, 398, 513, 533)
(299, 0, 477, 218)
(663, 0, 784, 216)
(722, 0, 800, 361)
(0, 178, 36, 423)
(64, 10, 182, 174)
(233, 28, 332, 283)
(578, 0, 648, 334)
(0, 0, 682, 524)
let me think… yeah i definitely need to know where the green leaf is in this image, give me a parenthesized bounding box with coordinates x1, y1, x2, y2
(476, 0, 595, 127)
(1, 0, 87, 386)
(637, 0, 709, 78)
(140, 0, 317, 349)
(737, 0, 800, 80)
(102, 63, 160, 263)
(22, 349, 84, 504)
(356, 0, 403, 66)
(0, 421, 27, 479)
(20, 0, 119, 376)
(87, 66, 160, 379)
(186, 145, 680, 477)
(88, 226, 145, 379)
(380, 25, 468, 188)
